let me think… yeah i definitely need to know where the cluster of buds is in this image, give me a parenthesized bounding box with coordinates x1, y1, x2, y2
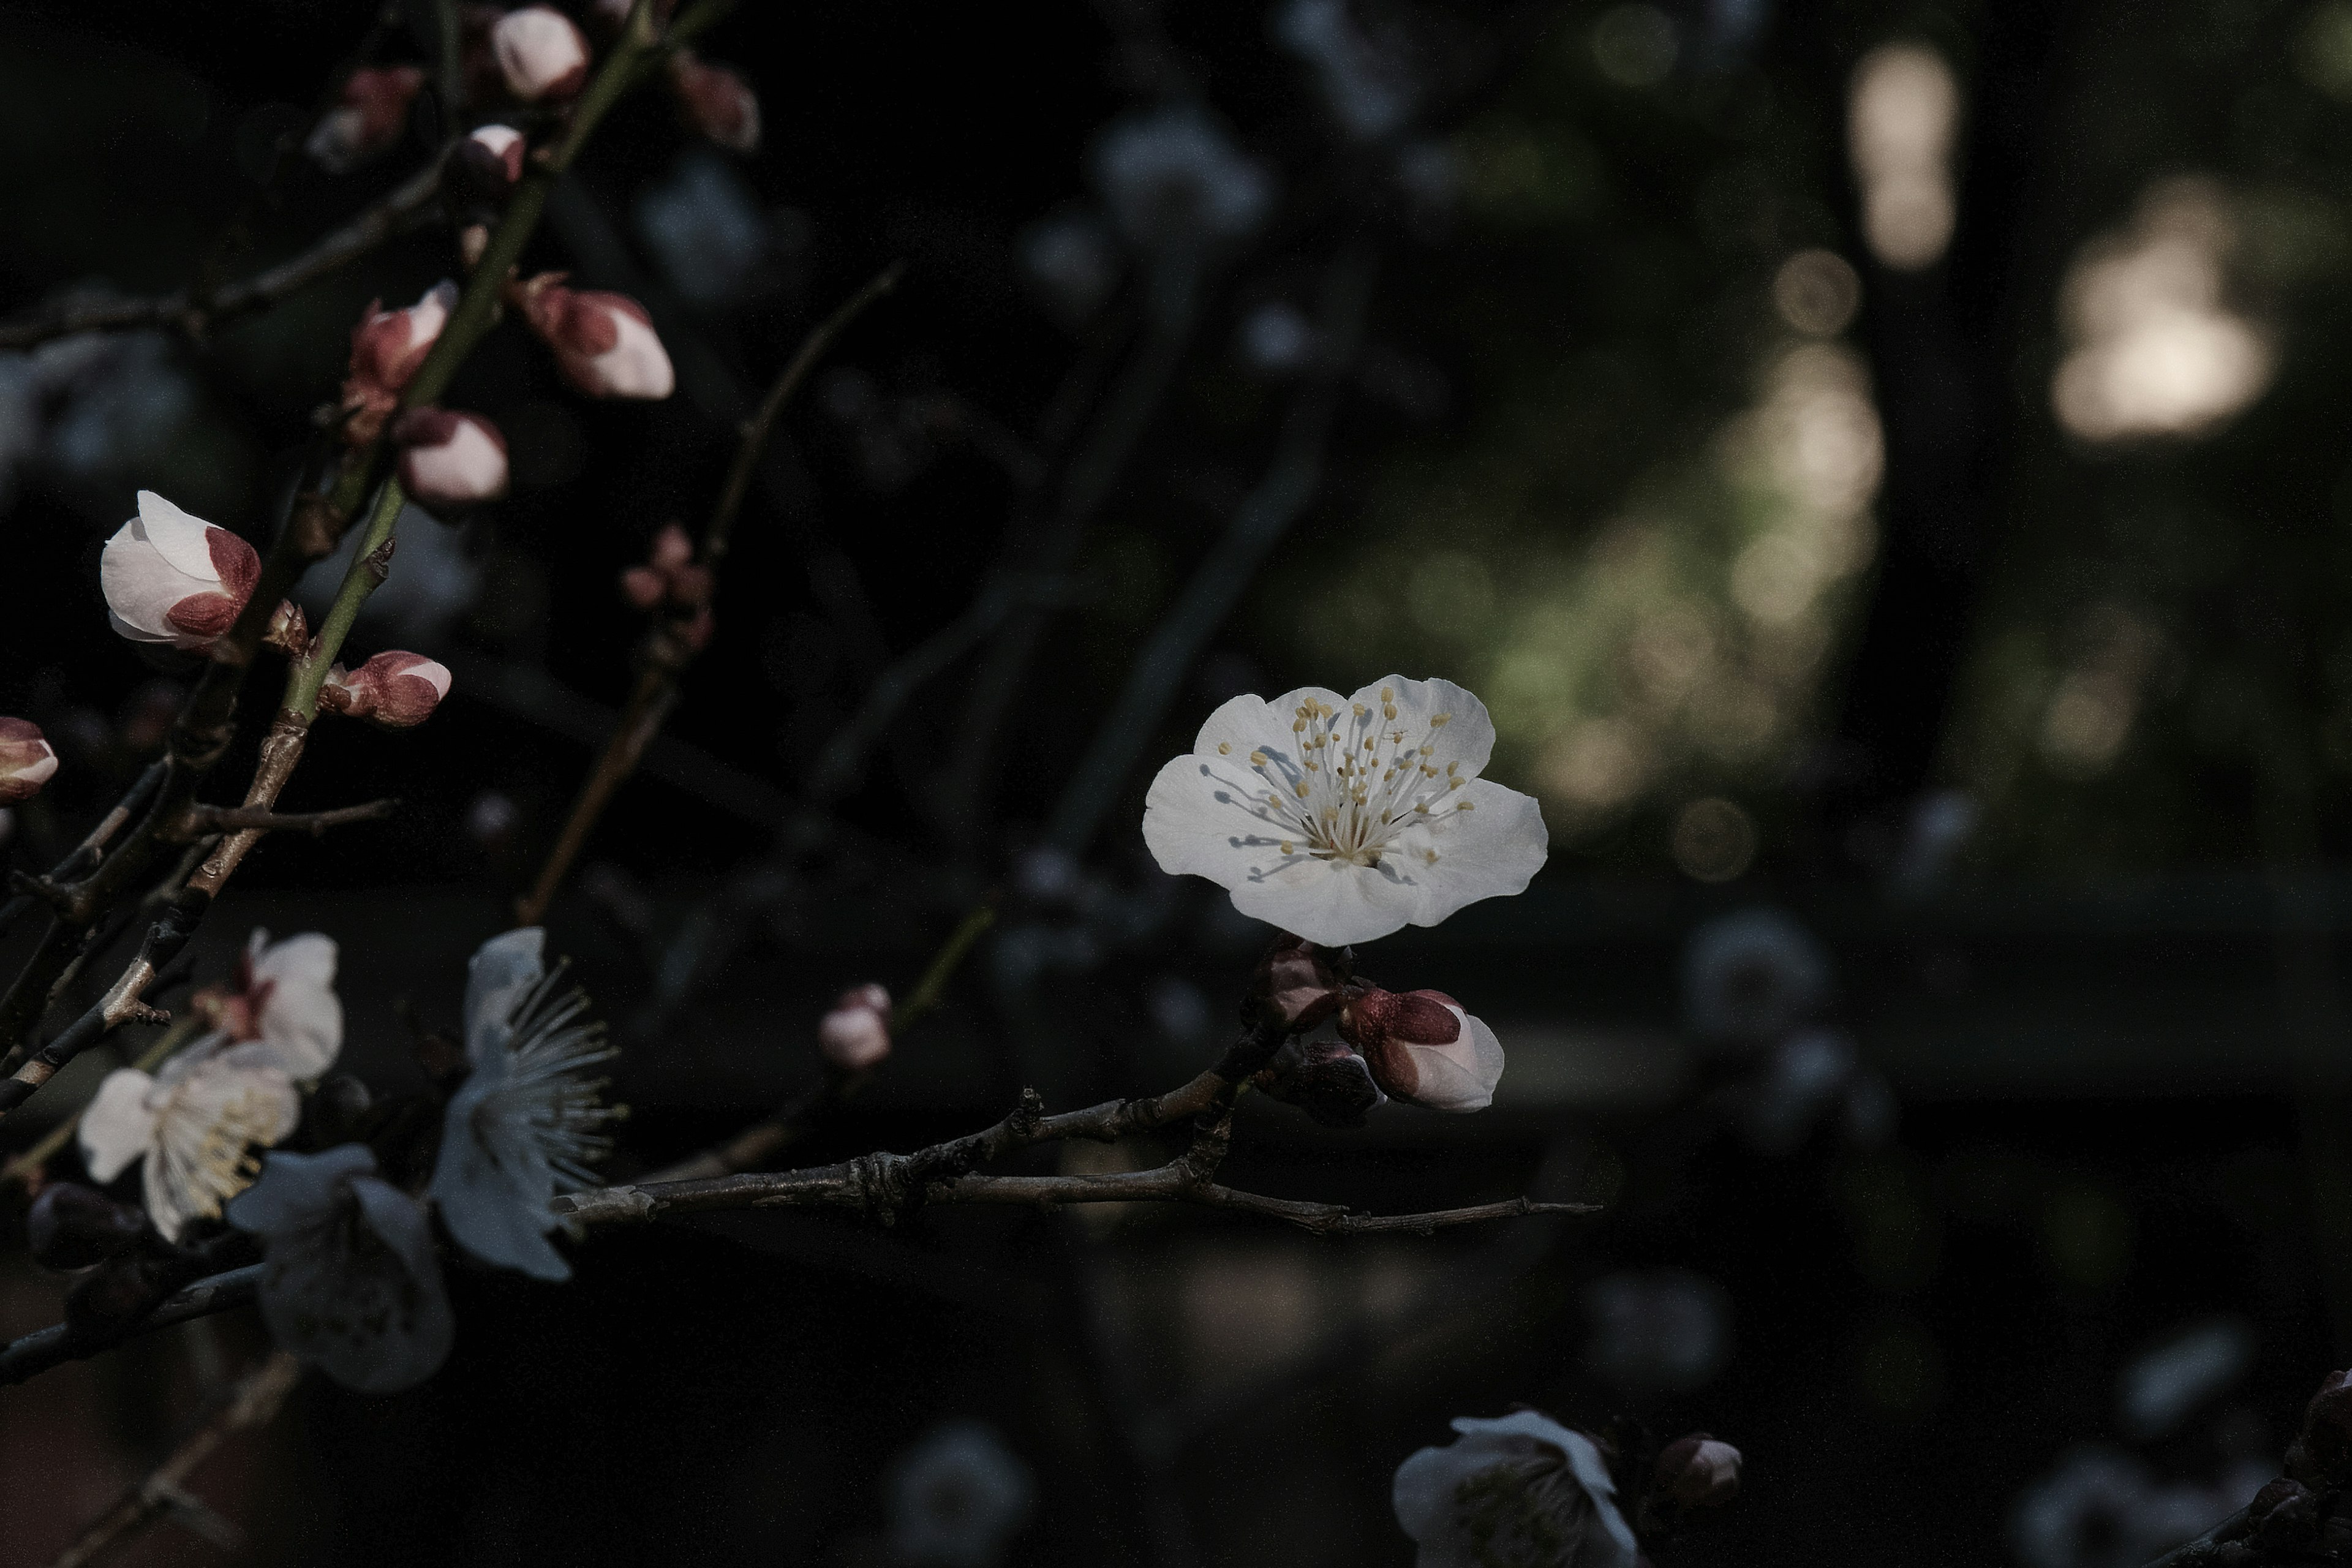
(619, 524, 714, 654)
(341, 281, 457, 445)
(1242, 933, 1507, 1118)
(0, 718, 57, 804)
(393, 408, 509, 505)
(306, 64, 425, 174)
(818, 984, 893, 1072)
(320, 652, 453, 729)
(513, 273, 675, 400)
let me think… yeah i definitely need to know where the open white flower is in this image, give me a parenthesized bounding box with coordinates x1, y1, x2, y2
(229, 1144, 454, 1393)
(209, 928, 344, 1080)
(1142, 676, 1547, 947)
(80, 1044, 300, 1240)
(1393, 1411, 1637, 1568)
(100, 491, 261, 652)
(429, 928, 617, 1281)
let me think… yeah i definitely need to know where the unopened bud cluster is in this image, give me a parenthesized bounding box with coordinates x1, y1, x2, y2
(1244, 932, 1507, 1118)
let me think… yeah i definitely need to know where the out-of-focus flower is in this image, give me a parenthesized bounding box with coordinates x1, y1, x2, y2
(1020, 211, 1121, 330)
(1680, 907, 1830, 1047)
(1393, 1411, 1638, 1568)
(393, 407, 509, 504)
(466, 123, 527, 184)
(1275, 0, 1412, 140)
(1144, 677, 1547, 946)
(2119, 1319, 2256, 1441)
(492, 6, 590, 102)
(26, 1183, 146, 1270)
(633, 151, 770, 306)
(80, 1044, 299, 1241)
(298, 501, 478, 649)
(1743, 1028, 1860, 1155)
(1239, 301, 1315, 374)
(306, 64, 424, 173)
(516, 274, 676, 399)
(101, 491, 261, 652)
(618, 523, 715, 652)
(36, 331, 197, 486)
(667, 48, 760, 152)
(1092, 105, 1274, 255)
(1847, 43, 1960, 270)
(319, 651, 452, 728)
(229, 1144, 454, 1393)
(1654, 1434, 1743, 1507)
(0, 718, 58, 803)
(885, 1419, 1036, 1568)
(429, 928, 617, 1281)
(2010, 1447, 2243, 1568)
(1583, 1268, 1731, 1395)
(1255, 1035, 1384, 1127)
(342, 281, 459, 445)
(1338, 987, 1504, 1112)
(198, 929, 345, 1080)
(818, 984, 893, 1071)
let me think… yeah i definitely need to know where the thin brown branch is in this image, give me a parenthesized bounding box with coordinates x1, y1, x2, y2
(0, 162, 443, 352)
(165, 797, 398, 841)
(513, 261, 905, 927)
(0, 1265, 262, 1388)
(46, 1351, 301, 1568)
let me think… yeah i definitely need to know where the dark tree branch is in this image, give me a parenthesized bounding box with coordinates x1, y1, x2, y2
(164, 798, 399, 840)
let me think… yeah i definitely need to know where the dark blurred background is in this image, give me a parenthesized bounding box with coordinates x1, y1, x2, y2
(3, 0, 2351, 1564)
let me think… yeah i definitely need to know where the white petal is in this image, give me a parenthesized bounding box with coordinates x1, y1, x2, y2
(135, 491, 227, 581)
(1395, 1006, 1504, 1112)
(1354, 673, 1496, 777)
(465, 927, 546, 1063)
(144, 1053, 299, 1240)
(79, 1069, 160, 1182)
(590, 309, 676, 399)
(431, 1061, 571, 1280)
(1390, 777, 1549, 927)
(253, 932, 343, 1079)
(1191, 687, 1344, 756)
(101, 519, 217, 640)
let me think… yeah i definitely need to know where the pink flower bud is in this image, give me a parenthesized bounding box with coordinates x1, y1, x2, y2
(818, 984, 892, 1071)
(668, 50, 760, 153)
(448, 125, 527, 215)
(1250, 932, 1346, 1030)
(0, 718, 58, 805)
(320, 652, 452, 728)
(650, 522, 694, 571)
(101, 491, 262, 652)
(342, 281, 459, 444)
(1336, 987, 1506, 1112)
(619, 565, 666, 609)
(1653, 1434, 1741, 1507)
(517, 276, 675, 400)
(467, 124, 527, 183)
(306, 65, 425, 174)
(492, 6, 591, 102)
(393, 408, 510, 503)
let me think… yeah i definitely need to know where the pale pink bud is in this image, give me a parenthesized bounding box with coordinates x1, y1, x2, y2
(492, 6, 590, 102)
(343, 281, 459, 443)
(306, 65, 424, 173)
(668, 50, 760, 153)
(320, 652, 452, 728)
(1336, 987, 1507, 1113)
(818, 984, 892, 1071)
(1654, 1435, 1741, 1507)
(518, 276, 674, 399)
(650, 523, 693, 571)
(467, 124, 527, 184)
(0, 719, 58, 804)
(449, 125, 527, 214)
(619, 565, 666, 608)
(393, 407, 510, 503)
(100, 491, 262, 652)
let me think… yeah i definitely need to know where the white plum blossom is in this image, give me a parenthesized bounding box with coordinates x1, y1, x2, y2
(886, 1419, 1036, 1568)
(0, 718, 58, 803)
(2009, 1447, 2256, 1568)
(1338, 987, 1505, 1112)
(1583, 1268, 1731, 1396)
(1142, 676, 1548, 947)
(100, 491, 261, 652)
(1392, 1411, 1637, 1568)
(78, 929, 343, 1238)
(429, 928, 617, 1281)
(492, 6, 590, 102)
(228, 1144, 454, 1393)
(1091, 105, 1274, 255)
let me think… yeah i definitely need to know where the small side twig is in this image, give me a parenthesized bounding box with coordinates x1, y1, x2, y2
(45, 1351, 301, 1568)
(164, 797, 398, 841)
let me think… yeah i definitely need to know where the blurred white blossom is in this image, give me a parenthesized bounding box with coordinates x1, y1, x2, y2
(1583, 1268, 1730, 1395)
(1274, 0, 1413, 141)
(1393, 1411, 1637, 1568)
(1681, 907, 1830, 1046)
(886, 1420, 1035, 1568)
(1020, 210, 1121, 330)
(1092, 105, 1273, 256)
(635, 149, 771, 306)
(2119, 1319, 2256, 1442)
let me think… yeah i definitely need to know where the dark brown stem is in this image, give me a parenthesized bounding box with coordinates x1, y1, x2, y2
(166, 796, 396, 840)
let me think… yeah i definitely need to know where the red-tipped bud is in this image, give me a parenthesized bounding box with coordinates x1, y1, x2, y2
(1337, 987, 1506, 1113)
(320, 652, 452, 728)
(342, 281, 459, 444)
(492, 6, 590, 102)
(469, 124, 527, 183)
(0, 718, 58, 805)
(516, 274, 675, 400)
(27, 1183, 148, 1270)
(818, 984, 892, 1071)
(307, 65, 425, 174)
(1654, 1435, 1742, 1507)
(393, 407, 510, 503)
(448, 124, 527, 218)
(668, 49, 760, 153)
(101, 492, 261, 652)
